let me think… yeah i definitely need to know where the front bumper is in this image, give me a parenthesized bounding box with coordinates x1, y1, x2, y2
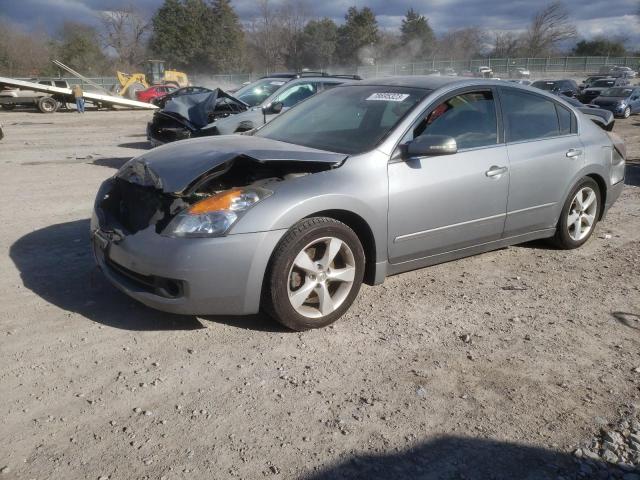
(91, 212, 286, 316)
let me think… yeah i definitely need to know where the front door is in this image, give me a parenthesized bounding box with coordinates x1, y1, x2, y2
(388, 89, 509, 264)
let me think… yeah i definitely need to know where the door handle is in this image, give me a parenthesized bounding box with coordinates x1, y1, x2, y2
(566, 149, 583, 158)
(485, 165, 508, 178)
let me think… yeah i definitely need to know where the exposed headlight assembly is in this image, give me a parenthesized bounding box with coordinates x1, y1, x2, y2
(164, 187, 272, 237)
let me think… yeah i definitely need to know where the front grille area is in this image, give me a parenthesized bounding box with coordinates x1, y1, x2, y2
(98, 177, 187, 235)
(105, 256, 184, 299)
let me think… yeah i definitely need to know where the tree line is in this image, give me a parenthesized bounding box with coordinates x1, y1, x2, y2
(0, 0, 634, 78)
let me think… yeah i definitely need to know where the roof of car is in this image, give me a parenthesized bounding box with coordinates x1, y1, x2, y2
(356, 75, 471, 89)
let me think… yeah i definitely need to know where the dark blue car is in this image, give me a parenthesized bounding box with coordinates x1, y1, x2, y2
(591, 86, 640, 118)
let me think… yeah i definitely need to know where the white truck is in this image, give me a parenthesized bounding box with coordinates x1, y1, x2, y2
(0, 79, 73, 113)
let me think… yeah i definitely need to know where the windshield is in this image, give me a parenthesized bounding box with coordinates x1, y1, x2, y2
(601, 88, 633, 97)
(256, 85, 429, 154)
(532, 81, 558, 91)
(593, 80, 616, 88)
(233, 78, 288, 107)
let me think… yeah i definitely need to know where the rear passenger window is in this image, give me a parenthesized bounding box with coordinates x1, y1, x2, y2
(556, 104, 572, 135)
(501, 89, 559, 142)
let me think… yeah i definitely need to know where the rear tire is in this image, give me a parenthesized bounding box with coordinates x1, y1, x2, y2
(552, 177, 601, 249)
(37, 97, 59, 113)
(262, 217, 365, 331)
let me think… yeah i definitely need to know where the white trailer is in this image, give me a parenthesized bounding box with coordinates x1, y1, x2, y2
(0, 76, 158, 112)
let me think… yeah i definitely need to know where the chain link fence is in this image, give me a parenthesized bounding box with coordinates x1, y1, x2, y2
(27, 56, 640, 91)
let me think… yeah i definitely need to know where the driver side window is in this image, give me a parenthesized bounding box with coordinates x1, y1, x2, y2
(406, 90, 498, 150)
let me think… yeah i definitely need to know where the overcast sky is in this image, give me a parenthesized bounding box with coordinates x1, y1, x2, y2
(2, 0, 639, 45)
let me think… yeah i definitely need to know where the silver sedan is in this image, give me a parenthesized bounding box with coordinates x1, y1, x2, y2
(92, 76, 625, 330)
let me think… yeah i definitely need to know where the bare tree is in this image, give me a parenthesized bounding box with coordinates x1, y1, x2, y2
(279, 0, 312, 70)
(437, 27, 488, 59)
(0, 19, 53, 77)
(247, 0, 284, 72)
(492, 31, 521, 58)
(521, 1, 576, 57)
(100, 5, 150, 70)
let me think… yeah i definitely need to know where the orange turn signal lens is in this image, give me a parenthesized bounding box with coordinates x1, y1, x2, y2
(189, 189, 243, 214)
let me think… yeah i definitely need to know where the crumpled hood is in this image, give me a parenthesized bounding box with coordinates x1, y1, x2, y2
(117, 135, 347, 195)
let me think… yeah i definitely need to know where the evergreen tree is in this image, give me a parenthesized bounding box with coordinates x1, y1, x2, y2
(400, 8, 436, 60)
(336, 7, 379, 66)
(300, 18, 338, 70)
(205, 0, 245, 72)
(57, 22, 109, 75)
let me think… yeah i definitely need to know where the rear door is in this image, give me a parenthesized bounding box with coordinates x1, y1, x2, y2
(499, 87, 584, 236)
(387, 88, 510, 263)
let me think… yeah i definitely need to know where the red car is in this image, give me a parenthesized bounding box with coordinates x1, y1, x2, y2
(135, 85, 176, 104)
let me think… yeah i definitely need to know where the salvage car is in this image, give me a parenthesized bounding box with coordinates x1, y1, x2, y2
(580, 78, 630, 104)
(147, 74, 358, 146)
(152, 86, 213, 108)
(136, 85, 176, 104)
(93, 76, 625, 330)
(509, 67, 530, 79)
(558, 94, 615, 131)
(531, 79, 579, 97)
(590, 86, 640, 118)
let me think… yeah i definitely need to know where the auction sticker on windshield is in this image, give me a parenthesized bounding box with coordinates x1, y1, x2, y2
(366, 93, 410, 102)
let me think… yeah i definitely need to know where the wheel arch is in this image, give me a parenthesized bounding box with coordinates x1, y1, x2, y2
(586, 173, 607, 220)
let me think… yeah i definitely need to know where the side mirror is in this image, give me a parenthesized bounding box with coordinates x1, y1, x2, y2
(262, 101, 283, 115)
(406, 135, 457, 158)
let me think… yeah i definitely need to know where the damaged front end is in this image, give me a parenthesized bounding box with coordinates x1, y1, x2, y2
(94, 136, 347, 241)
(147, 88, 248, 146)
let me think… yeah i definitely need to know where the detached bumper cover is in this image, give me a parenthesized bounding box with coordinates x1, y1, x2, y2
(91, 212, 286, 316)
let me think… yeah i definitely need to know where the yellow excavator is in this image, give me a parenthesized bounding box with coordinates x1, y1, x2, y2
(116, 60, 189, 99)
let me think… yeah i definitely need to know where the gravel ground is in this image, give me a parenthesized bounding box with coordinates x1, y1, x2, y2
(0, 107, 639, 480)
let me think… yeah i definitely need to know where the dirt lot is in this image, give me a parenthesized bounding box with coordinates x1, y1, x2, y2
(0, 107, 639, 480)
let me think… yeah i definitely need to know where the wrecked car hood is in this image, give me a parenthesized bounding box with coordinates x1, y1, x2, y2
(162, 89, 248, 129)
(118, 135, 347, 195)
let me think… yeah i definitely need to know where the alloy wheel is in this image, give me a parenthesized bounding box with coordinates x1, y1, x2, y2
(567, 187, 598, 241)
(287, 236, 356, 318)
(624, 107, 631, 118)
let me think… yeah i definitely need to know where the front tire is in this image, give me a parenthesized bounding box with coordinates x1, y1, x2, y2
(262, 217, 365, 331)
(552, 178, 601, 249)
(623, 106, 631, 118)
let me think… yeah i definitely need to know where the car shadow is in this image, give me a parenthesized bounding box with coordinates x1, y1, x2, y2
(9, 219, 286, 332)
(91, 157, 131, 169)
(118, 141, 150, 149)
(612, 311, 640, 330)
(303, 435, 634, 480)
(626, 164, 640, 187)
(9, 219, 204, 331)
